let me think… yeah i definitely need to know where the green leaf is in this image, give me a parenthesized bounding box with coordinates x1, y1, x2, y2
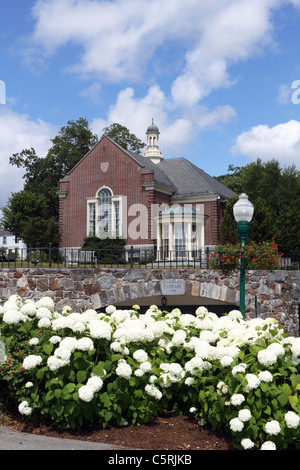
(45, 390, 54, 402)
(43, 343, 53, 356)
(282, 383, 292, 397)
(278, 393, 289, 407)
(36, 366, 47, 380)
(76, 370, 87, 384)
(74, 355, 92, 371)
(92, 363, 105, 377)
(54, 389, 62, 399)
(289, 394, 298, 409)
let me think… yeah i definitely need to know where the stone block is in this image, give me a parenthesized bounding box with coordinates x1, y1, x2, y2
(97, 275, 117, 290)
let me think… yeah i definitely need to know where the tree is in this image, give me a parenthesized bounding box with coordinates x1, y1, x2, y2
(21, 217, 60, 248)
(219, 159, 300, 253)
(9, 118, 98, 218)
(1, 191, 49, 240)
(103, 123, 145, 154)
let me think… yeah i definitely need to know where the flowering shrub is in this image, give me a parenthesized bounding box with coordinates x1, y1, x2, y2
(209, 238, 282, 274)
(1, 295, 300, 450)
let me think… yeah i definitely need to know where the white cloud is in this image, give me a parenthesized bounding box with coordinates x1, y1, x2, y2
(0, 109, 57, 207)
(91, 85, 236, 155)
(277, 84, 293, 104)
(27, 0, 282, 96)
(230, 120, 300, 166)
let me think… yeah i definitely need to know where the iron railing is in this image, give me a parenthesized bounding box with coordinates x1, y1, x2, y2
(0, 246, 299, 270)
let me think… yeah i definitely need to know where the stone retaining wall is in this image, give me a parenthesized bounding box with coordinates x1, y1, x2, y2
(0, 268, 299, 336)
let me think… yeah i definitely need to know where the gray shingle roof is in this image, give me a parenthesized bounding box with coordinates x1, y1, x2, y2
(157, 157, 236, 199)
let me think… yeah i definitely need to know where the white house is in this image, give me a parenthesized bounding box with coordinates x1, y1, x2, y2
(0, 230, 27, 259)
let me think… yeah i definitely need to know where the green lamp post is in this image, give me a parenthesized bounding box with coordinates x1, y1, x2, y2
(233, 191, 254, 316)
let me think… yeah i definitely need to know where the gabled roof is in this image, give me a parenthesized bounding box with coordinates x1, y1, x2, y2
(60, 134, 236, 200)
(158, 157, 236, 199)
(59, 134, 176, 191)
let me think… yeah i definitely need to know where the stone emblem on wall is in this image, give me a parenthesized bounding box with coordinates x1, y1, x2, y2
(101, 162, 109, 173)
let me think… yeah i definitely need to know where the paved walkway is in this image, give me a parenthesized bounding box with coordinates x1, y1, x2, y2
(0, 425, 129, 450)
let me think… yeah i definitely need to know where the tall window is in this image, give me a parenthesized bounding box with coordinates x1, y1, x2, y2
(88, 203, 96, 236)
(114, 200, 120, 237)
(175, 223, 186, 257)
(87, 188, 122, 239)
(162, 224, 169, 259)
(97, 188, 112, 236)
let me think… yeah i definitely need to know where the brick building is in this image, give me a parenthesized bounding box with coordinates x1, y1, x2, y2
(58, 121, 235, 259)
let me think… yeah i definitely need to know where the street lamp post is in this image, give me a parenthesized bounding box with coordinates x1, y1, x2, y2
(233, 191, 254, 316)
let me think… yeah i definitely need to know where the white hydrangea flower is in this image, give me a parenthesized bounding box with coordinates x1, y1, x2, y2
(185, 377, 195, 386)
(267, 343, 285, 357)
(230, 394, 245, 406)
(89, 319, 112, 341)
(54, 347, 72, 362)
(232, 363, 247, 375)
(78, 385, 94, 402)
(36, 307, 52, 320)
(195, 306, 208, 316)
(284, 411, 300, 429)
(36, 296, 54, 311)
(116, 360, 132, 379)
(139, 361, 152, 373)
(49, 336, 61, 344)
(3, 309, 22, 324)
(47, 356, 67, 371)
(261, 441, 276, 450)
(86, 376, 103, 393)
(227, 310, 244, 321)
(29, 338, 39, 346)
(59, 337, 78, 352)
(220, 355, 234, 367)
(243, 373, 260, 392)
(76, 337, 94, 351)
(185, 356, 204, 375)
(229, 417, 244, 432)
(20, 302, 36, 317)
(145, 384, 162, 400)
(18, 401, 32, 416)
(290, 338, 300, 357)
(71, 321, 86, 333)
(265, 420, 281, 436)
(23, 355, 43, 370)
(217, 381, 228, 395)
(238, 409, 252, 422)
(106, 305, 116, 314)
(257, 349, 278, 367)
(133, 349, 148, 363)
(241, 438, 255, 450)
(38, 317, 51, 328)
(171, 329, 186, 346)
(258, 371, 273, 383)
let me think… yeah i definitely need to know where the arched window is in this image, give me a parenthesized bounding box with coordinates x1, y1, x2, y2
(97, 188, 112, 236)
(87, 187, 123, 239)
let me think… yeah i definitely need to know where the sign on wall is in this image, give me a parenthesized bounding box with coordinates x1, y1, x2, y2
(160, 279, 186, 295)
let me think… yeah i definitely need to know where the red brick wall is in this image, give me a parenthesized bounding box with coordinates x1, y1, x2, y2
(59, 137, 224, 248)
(59, 137, 172, 248)
(203, 200, 220, 246)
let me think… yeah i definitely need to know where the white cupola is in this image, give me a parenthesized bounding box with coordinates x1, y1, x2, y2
(144, 119, 163, 164)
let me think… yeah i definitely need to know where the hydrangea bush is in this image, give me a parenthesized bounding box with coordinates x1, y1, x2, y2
(1, 295, 300, 450)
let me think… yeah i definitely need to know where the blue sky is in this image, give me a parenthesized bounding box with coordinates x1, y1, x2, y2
(1, 0, 300, 208)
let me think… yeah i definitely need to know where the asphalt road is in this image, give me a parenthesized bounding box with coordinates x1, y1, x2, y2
(0, 425, 129, 451)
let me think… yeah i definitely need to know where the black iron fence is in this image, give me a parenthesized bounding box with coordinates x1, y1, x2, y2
(0, 246, 299, 270)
